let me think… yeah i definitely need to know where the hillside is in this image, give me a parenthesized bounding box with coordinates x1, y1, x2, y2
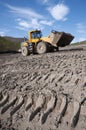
(73, 40, 86, 45)
(4, 36, 24, 43)
(0, 36, 24, 52)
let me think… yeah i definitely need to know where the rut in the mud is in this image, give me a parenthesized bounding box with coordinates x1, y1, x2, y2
(0, 45, 86, 130)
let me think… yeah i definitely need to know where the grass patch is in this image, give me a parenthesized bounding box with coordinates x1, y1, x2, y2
(0, 36, 20, 52)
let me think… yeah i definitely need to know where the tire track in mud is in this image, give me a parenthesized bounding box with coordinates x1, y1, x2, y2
(0, 94, 9, 107)
(29, 94, 46, 121)
(0, 49, 86, 130)
(55, 94, 68, 127)
(41, 93, 57, 124)
(0, 91, 86, 129)
(10, 96, 24, 116)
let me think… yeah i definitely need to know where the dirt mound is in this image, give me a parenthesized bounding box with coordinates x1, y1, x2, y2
(0, 46, 86, 130)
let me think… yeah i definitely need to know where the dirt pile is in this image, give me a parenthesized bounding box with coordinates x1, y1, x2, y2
(0, 46, 86, 130)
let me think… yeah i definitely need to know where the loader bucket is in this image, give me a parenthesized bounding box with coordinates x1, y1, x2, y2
(50, 31, 74, 47)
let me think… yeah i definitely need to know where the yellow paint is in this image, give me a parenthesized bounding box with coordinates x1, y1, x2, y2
(41, 37, 51, 43)
(21, 42, 28, 47)
(21, 30, 51, 47)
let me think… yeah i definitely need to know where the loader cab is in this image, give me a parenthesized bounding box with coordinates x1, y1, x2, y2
(29, 30, 42, 43)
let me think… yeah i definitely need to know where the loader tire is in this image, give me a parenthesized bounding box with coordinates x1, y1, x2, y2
(21, 46, 29, 56)
(37, 42, 47, 54)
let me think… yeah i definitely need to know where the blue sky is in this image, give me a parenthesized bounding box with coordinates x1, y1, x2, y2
(0, 0, 86, 43)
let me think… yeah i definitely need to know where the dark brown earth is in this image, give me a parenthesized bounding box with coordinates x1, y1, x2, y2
(0, 44, 86, 130)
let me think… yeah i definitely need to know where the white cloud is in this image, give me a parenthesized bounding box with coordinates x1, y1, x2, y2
(48, 3, 69, 21)
(42, 0, 49, 4)
(6, 4, 54, 31)
(18, 20, 30, 28)
(16, 19, 43, 30)
(16, 26, 26, 31)
(16, 19, 53, 31)
(6, 4, 44, 19)
(76, 23, 86, 33)
(0, 31, 5, 36)
(40, 20, 53, 26)
(39, 0, 49, 4)
(0, 28, 10, 36)
(78, 37, 86, 42)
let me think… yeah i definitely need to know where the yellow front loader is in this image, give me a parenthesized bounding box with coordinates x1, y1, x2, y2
(21, 30, 74, 56)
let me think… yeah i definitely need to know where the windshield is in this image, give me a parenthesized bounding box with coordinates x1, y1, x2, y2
(32, 31, 42, 39)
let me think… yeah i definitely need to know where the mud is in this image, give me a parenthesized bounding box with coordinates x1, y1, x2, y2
(0, 45, 86, 130)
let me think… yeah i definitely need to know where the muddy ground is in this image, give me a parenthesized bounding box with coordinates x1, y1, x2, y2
(0, 45, 86, 130)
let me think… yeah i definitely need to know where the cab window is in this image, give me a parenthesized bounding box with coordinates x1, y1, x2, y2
(32, 31, 42, 39)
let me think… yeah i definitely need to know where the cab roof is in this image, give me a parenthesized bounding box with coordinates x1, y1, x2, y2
(29, 30, 41, 33)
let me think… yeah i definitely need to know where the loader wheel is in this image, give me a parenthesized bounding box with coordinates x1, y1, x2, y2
(37, 42, 47, 54)
(21, 47, 29, 56)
